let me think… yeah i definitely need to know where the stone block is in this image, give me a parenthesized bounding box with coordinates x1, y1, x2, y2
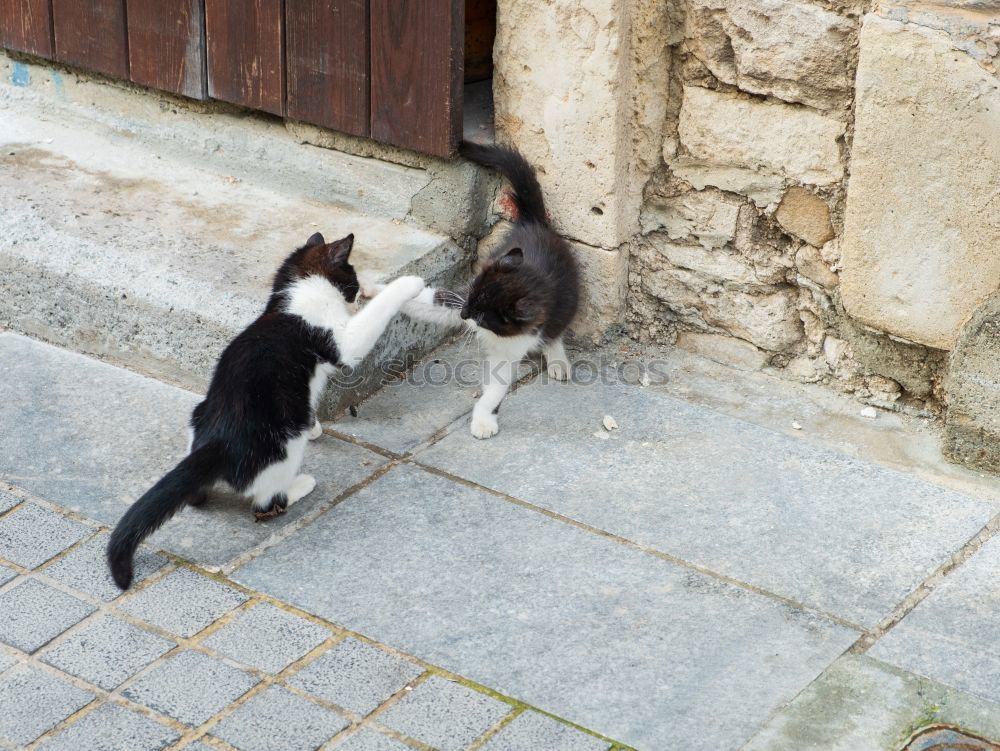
(378, 675, 511, 751)
(493, 0, 670, 248)
(945, 291, 1000, 471)
(0, 665, 94, 746)
(678, 86, 845, 186)
(777, 187, 835, 247)
(37, 701, 180, 751)
(0, 579, 95, 653)
(42, 533, 166, 602)
(841, 16, 1000, 349)
(0, 503, 90, 569)
(201, 603, 330, 674)
(686, 0, 858, 110)
(121, 650, 257, 726)
(289, 637, 423, 716)
(117, 568, 247, 638)
(213, 686, 348, 751)
(41, 615, 174, 690)
(483, 711, 611, 751)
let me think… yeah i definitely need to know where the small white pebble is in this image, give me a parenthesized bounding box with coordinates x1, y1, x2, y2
(860, 406, 878, 419)
(593, 431, 610, 440)
(791, 421, 802, 431)
(640, 374, 651, 387)
(603, 415, 619, 431)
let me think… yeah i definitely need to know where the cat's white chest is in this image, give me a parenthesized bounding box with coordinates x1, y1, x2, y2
(309, 362, 335, 410)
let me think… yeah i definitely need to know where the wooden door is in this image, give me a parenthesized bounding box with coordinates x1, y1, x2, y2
(205, 0, 285, 115)
(2, 0, 467, 157)
(286, 0, 369, 138)
(370, 0, 463, 157)
(127, 0, 207, 99)
(0, 0, 52, 56)
(51, 0, 128, 79)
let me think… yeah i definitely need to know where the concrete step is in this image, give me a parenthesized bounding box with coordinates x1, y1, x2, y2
(0, 62, 474, 414)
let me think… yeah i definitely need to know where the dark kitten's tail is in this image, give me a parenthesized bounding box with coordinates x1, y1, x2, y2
(460, 142, 547, 226)
(107, 443, 224, 590)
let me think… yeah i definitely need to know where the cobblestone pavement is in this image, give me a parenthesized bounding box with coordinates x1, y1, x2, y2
(3, 331, 1000, 750)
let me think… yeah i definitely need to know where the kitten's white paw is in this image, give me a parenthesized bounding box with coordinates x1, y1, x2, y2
(547, 360, 570, 381)
(470, 414, 499, 440)
(308, 420, 323, 440)
(287, 474, 316, 504)
(392, 276, 425, 299)
(361, 281, 387, 300)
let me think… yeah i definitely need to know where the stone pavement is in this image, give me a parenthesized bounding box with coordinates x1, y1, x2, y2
(3, 330, 1000, 750)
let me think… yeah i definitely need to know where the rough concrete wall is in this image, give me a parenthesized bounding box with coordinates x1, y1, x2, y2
(626, 0, 1000, 413)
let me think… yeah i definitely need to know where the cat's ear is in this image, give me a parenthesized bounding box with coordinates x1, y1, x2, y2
(305, 232, 326, 247)
(497, 247, 523, 272)
(328, 233, 355, 266)
(514, 297, 538, 322)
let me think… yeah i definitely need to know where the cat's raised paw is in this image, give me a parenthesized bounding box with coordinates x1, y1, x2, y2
(470, 414, 499, 440)
(308, 420, 323, 440)
(392, 276, 425, 299)
(361, 281, 387, 300)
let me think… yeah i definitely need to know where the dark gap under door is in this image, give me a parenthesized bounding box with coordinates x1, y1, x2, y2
(286, 0, 369, 138)
(0, 0, 53, 57)
(127, 0, 207, 99)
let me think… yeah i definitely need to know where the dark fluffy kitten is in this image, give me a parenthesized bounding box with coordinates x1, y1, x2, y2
(374, 142, 580, 439)
(107, 233, 424, 588)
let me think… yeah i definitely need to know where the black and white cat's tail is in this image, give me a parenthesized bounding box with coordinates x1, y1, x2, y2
(460, 142, 547, 227)
(107, 443, 224, 590)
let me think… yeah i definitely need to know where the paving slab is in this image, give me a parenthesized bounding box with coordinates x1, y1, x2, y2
(42, 532, 167, 601)
(0, 564, 15, 587)
(122, 650, 258, 727)
(0, 664, 95, 746)
(36, 702, 181, 751)
(41, 615, 175, 690)
(212, 686, 348, 751)
(234, 464, 857, 750)
(0, 503, 90, 568)
(288, 637, 424, 716)
(744, 655, 1000, 751)
(0, 647, 16, 673)
(117, 568, 247, 638)
(0, 489, 18, 514)
(869, 534, 1000, 703)
(331, 728, 414, 751)
(0, 334, 386, 568)
(378, 675, 511, 751)
(417, 378, 995, 628)
(482, 711, 611, 751)
(0, 578, 96, 653)
(334, 339, 536, 454)
(201, 602, 330, 674)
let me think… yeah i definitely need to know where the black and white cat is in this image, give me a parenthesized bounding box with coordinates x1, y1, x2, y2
(107, 232, 423, 588)
(369, 143, 580, 439)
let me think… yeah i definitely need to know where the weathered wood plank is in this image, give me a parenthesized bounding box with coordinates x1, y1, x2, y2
(52, 0, 129, 79)
(370, 0, 463, 157)
(0, 0, 53, 57)
(286, 0, 369, 137)
(127, 0, 207, 99)
(205, 0, 284, 115)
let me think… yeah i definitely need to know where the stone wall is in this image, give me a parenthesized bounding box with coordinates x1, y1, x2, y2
(620, 0, 1000, 414)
